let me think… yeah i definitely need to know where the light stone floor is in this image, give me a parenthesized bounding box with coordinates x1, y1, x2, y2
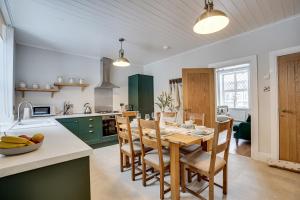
(90, 144, 300, 200)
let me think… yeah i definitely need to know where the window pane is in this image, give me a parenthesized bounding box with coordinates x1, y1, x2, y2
(224, 91, 235, 108)
(236, 91, 248, 108)
(223, 74, 234, 90)
(236, 72, 248, 90)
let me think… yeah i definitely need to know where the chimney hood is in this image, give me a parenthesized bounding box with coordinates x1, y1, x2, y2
(95, 57, 119, 89)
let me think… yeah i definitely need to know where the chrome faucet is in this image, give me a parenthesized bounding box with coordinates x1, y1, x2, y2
(17, 101, 33, 122)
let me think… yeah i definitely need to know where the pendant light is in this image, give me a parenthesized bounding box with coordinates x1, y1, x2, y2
(113, 38, 130, 67)
(193, 0, 229, 34)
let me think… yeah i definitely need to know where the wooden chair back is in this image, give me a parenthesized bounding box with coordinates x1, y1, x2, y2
(116, 116, 134, 153)
(138, 119, 165, 167)
(157, 112, 177, 122)
(209, 118, 233, 173)
(122, 111, 137, 117)
(186, 112, 205, 126)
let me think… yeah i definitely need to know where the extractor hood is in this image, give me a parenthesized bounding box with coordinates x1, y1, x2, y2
(95, 57, 119, 89)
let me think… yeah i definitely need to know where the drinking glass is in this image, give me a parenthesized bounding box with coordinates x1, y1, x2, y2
(137, 112, 141, 119)
(151, 112, 155, 120)
(145, 114, 150, 120)
(189, 114, 195, 124)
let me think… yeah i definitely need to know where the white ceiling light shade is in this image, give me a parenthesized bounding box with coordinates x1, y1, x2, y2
(113, 38, 130, 67)
(193, 0, 229, 34)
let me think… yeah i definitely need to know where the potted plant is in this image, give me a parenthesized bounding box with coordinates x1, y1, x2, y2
(155, 92, 174, 112)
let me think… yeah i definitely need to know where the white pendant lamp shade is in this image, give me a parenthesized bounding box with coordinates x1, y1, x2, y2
(193, 0, 229, 34)
(113, 38, 130, 67)
(113, 57, 130, 67)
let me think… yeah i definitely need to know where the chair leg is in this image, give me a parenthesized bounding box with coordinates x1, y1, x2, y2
(197, 173, 201, 182)
(235, 138, 239, 146)
(120, 151, 124, 172)
(138, 155, 141, 165)
(223, 165, 228, 194)
(160, 170, 164, 200)
(131, 155, 135, 181)
(187, 168, 192, 183)
(142, 160, 146, 186)
(209, 176, 214, 200)
(180, 163, 186, 193)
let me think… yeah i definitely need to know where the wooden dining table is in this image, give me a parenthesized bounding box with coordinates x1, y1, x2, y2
(121, 123, 214, 200)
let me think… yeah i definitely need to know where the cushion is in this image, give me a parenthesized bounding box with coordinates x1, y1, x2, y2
(121, 141, 143, 154)
(180, 144, 201, 154)
(180, 150, 226, 175)
(144, 149, 170, 166)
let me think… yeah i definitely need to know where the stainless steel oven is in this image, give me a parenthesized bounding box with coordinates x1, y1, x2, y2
(102, 115, 117, 137)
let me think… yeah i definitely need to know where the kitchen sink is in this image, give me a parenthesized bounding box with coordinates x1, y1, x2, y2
(11, 119, 57, 130)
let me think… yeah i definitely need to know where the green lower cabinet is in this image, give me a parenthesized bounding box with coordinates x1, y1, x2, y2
(56, 116, 102, 145)
(78, 117, 102, 145)
(0, 157, 90, 200)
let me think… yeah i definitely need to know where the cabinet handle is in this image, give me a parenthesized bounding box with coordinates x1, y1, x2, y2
(74, 121, 78, 123)
(89, 124, 93, 128)
(89, 118, 94, 121)
(89, 130, 94, 133)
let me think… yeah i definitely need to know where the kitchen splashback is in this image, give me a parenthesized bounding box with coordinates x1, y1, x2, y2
(94, 88, 113, 112)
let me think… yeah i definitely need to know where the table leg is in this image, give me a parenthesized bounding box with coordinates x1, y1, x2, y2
(170, 142, 180, 200)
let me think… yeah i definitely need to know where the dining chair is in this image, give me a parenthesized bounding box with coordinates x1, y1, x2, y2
(116, 116, 143, 181)
(180, 118, 234, 200)
(157, 112, 177, 124)
(138, 119, 171, 200)
(180, 112, 205, 155)
(185, 112, 205, 126)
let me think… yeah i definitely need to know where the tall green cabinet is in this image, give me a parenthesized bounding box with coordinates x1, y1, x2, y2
(128, 74, 154, 118)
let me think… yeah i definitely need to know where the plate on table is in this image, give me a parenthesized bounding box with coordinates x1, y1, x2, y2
(0, 142, 43, 156)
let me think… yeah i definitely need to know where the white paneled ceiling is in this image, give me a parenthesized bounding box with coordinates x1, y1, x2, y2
(5, 0, 300, 65)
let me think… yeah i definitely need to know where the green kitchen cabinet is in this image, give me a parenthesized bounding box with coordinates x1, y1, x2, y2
(56, 118, 79, 135)
(56, 116, 102, 145)
(128, 74, 154, 118)
(78, 116, 102, 145)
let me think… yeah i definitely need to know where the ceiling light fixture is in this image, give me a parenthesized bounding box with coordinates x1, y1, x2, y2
(193, 0, 229, 34)
(113, 38, 130, 67)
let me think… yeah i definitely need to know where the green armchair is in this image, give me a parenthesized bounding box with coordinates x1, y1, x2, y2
(233, 115, 251, 146)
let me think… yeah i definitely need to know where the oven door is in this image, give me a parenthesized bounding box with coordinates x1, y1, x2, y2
(102, 116, 117, 137)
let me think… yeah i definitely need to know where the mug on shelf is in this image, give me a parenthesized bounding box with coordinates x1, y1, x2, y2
(32, 83, 39, 89)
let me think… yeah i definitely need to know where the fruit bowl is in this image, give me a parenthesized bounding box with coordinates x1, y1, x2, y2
(0, 133, 45, 156)
(0, 141, 43, 156)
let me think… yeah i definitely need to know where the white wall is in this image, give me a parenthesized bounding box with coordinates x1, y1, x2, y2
(15, 44, 142, 114)
(144, 15, 300, 155)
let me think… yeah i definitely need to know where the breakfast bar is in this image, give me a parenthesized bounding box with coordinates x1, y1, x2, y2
(0, 119, 93, 200)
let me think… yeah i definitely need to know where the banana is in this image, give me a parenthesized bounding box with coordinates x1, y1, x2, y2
(1, 136, 30, 144)
(0, 141, 26, 149)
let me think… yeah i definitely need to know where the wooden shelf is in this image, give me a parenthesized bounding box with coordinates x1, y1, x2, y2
(16, 87, 59, 98)
(54, 83, 89, 91)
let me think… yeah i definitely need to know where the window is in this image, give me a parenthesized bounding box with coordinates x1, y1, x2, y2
(217, 64, 249, 109)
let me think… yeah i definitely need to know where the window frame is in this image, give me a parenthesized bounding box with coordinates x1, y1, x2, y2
(217, 64, 250, 109)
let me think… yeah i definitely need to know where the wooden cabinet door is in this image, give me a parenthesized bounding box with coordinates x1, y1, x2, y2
(182, 68, 215, 128)
(278, 52, 300, 163)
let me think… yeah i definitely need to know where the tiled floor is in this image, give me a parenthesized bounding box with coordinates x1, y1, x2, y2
(90, 144, 300, 200)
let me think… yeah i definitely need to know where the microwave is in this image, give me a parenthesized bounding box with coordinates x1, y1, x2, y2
(32, 105, 55, 117)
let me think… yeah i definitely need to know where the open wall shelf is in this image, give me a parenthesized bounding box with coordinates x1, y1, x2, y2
(54, 83, 89, 91)
(15, 87, 59, 98)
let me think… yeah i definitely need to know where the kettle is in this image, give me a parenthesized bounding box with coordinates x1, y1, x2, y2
(84, 103, 92, 114)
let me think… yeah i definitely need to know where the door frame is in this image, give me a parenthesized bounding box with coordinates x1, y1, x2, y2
(270, 45, 300, 160)
(209, 55, 259, 160)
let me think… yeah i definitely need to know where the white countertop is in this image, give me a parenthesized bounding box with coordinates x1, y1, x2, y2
(0, 118, 93, 178)
(54, 112, 122, 119)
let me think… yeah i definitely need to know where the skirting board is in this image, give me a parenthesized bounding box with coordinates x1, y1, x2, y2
(268, 159, 300, 173)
